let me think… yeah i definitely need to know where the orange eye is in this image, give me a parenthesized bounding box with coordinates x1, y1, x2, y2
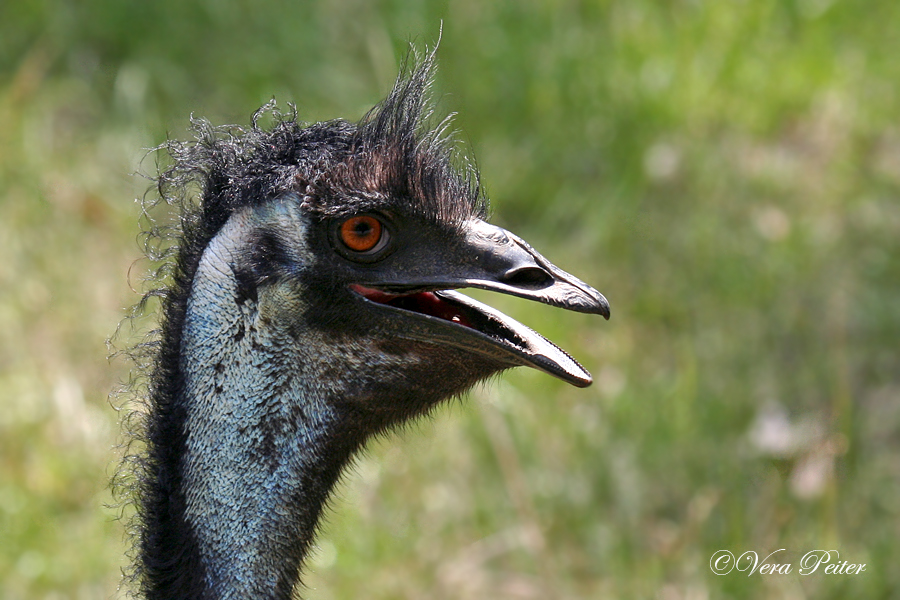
(339, 215, 384, 253)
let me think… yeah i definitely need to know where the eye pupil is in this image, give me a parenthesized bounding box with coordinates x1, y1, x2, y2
(340, 215, 384, 252)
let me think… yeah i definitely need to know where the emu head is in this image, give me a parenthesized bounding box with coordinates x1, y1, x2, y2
(158, 54, 608, 430)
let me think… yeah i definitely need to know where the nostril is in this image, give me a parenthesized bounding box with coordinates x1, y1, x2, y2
(503, 266, 553, 289)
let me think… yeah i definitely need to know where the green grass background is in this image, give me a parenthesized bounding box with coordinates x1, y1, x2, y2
(2, 1, 898, 598)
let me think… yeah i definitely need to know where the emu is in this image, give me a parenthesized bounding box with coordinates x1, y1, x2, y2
(122, 50, 609, 599)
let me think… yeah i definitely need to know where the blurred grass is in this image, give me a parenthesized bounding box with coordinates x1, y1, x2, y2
(2, 0, 899, 598)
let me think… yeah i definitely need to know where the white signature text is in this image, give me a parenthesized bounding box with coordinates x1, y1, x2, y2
(709, 549, 866, 576)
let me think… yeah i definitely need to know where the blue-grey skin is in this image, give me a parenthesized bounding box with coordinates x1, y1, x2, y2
(181, 203, 322, 594)
(181, 201, 431, 594)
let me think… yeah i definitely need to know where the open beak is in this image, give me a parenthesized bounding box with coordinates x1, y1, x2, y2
(351, 219, 609, 387)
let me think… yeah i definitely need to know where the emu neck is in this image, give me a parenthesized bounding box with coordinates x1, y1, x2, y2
(175, 208, 357, 599)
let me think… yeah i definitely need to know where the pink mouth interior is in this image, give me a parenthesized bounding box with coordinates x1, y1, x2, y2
(350, 284, 474, 328)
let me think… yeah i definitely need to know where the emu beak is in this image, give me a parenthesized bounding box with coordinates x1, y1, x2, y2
(352, 218, 609, 387)
(450, 219, 610, 318)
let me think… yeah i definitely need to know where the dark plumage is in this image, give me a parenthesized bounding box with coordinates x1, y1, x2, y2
(118, 48, 609, 600)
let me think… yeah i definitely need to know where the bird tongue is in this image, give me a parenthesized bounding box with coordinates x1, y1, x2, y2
(350, 285, 474, 328)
